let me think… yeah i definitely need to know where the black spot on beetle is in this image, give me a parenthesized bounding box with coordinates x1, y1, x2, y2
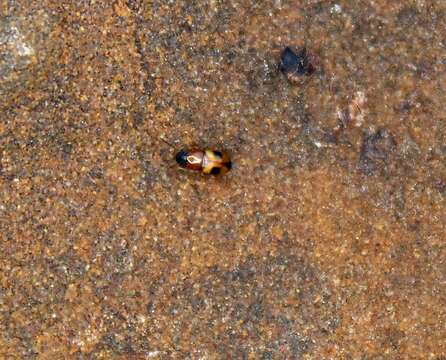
(175, 150, 189, 167)
(210, 167, 221, 175)
(213, 150, 223, 158)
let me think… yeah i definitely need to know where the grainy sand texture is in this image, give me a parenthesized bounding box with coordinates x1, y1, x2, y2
(1, 1, 445, 358)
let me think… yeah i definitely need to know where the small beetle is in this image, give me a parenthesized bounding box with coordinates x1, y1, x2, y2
(175, 149, 232, 175)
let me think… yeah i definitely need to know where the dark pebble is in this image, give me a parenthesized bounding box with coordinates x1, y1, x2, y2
(279, 46, 314, 83)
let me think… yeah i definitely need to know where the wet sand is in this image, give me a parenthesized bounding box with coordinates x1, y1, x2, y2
(1, 1, 445, 358)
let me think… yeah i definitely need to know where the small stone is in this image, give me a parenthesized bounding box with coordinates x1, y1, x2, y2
(279, 46, 314, 84)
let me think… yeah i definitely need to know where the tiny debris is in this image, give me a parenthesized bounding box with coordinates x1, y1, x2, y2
(359, 128, 396, 175)
(349, 91, 367, 127)
(147, 350, 161, 358)
(330, 4, 343, 14)
(279, 46, 314, 84)
(335, 91, 367, 132)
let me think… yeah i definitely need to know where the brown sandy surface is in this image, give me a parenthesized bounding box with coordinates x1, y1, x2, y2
(1, 1, 445, 358)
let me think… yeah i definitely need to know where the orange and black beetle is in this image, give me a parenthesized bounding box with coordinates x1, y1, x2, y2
(175, 149, 232, 175)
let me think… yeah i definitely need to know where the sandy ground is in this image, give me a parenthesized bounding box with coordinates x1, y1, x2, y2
(1, 0, 445, 358)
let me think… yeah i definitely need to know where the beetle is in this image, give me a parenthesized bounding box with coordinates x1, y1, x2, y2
(175, 149, 232, 175)
(160, 138, 232, 175)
